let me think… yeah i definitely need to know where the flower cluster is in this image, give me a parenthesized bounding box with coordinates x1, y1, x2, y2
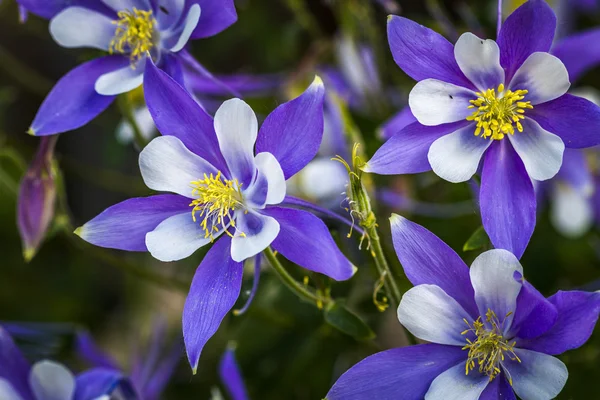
(4, 0, 600, 398)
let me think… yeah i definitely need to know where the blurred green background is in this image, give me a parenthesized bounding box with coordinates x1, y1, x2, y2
(1, 0, 599, 398)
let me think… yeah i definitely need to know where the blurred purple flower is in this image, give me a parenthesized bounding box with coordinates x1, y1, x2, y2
(75, 61, 355, 371)
(366, 0, 600, 259)
(76, 320, 181, 400)
(218, 347, 249, 400)
(0, 325, 131, 400)
(328, 215, 600, 400)
(22, 0, 237, 136)
(17, 136, 57, 262)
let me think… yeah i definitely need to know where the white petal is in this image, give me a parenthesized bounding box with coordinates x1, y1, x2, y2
(398, 284, 472, 346)
(30, 361, 75, 400)
(550, 184, 593, 238)
(230, 211, 280, 262)
(297, 158, 348, 201)
(248, 152, 286, 206)
(139, 135, 217, 198)
(146, 212, 216, 262)
(214, 99, 258, 184)
(509, 118, 565, 181)
(116, 106, 156, 144)
(408, 79, 477, 126)
(470, 249, 523, 334)
(428, 125, 492, 183)
(509, 52, 570, 105)
(425, 363, 489, 400)
(454, 33, 504, 92)
(168, 4, 201, 52)
(50, 7, 115, 50)
(102, 0, 150, 11)
(0, 379, 23, 400)
(504, 349, 568, 400)
(95, 61, 145, 96)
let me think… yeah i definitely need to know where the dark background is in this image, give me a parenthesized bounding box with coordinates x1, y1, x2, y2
(0, 0, 599, 398)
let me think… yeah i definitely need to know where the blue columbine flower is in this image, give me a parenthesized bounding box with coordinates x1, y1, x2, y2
(22, 0, 237, 136)
(75, 321, 180, 400)
(365, 0, 600, 259)
(327, 215, 600, 400)
(0, 325, 134, 400)
(216, 347, 249, 400)
(75, 60, 355, 371)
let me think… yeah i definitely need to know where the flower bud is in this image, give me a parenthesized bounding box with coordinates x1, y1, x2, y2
(17, 136, 57, 262)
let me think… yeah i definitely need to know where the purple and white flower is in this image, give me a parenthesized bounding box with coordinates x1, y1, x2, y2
(22, 0, 237, 136)
(365, 0, 600, 258)
(0, 325, 130, 400)
(75, 60, 355, 370)
(327, 215, 600, 400)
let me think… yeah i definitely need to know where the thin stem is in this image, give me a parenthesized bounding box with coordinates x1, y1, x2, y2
(263, 247, 323, 306)
(117, 95, 148, 149)
(365, 223, 401, 308)
(497, 0, 503, 36)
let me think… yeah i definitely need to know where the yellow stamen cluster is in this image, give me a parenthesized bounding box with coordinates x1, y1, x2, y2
(190, 172, 245, 240)
(109, 8, 156, 67)
(462, 309, 521, 384)
(467, 84, 533, 140)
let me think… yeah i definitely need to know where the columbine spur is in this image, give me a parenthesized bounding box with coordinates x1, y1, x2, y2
(75, 60, 355, 371)
(327, 215, 600, 400)
(365, 0, 600, 259)
(21, 0, 236, 136)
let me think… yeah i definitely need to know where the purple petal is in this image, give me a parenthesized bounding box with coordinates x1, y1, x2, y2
(183, 236, 243, 371)
(189, 0, 237, 39)
(389, 215, 478, 317)
(159, 53, 184, 86)
(143, 344, 182, 400)
(0, 327, 34, 400)
(557, 149, 594, 194)
(510, 276, 558, 340)
(185, 71, 283, 97)
(219, 348, 249, 400)
(263, 207, 355, 281)
(480, 140, 536, 259)
(528, 93, 600, 149)
(479, 376, 516, 400)
(519, 290, 600, 355)
(73, 369, 125, 400)
(379, 106, 417, 141)
(327, 344, 465, 400)
(255, 77, 325, 179)
(29, 56, 127, 136)
(497, 0, 556, 82)
(386, 16, 473, 88)
(75, 331, 118, 370)
(75, 195, 190, 252)
(143, 58, 228, 172)
(179, 51, 242, 98)
(364, 121, 469, 175)
(552, 28, 600, 82)
(16, 0, 113, 19)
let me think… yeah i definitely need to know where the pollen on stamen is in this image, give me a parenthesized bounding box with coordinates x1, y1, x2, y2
(461, 309, 521, 382)
(189, 172, 245, 240)
(466, 83, 533, 141)
(109, 8, 156, 67)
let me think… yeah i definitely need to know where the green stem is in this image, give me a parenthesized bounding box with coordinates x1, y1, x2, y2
(366, 222, 401, 308)
(117, 95, 148, 149)
(263, 247, 323, 306)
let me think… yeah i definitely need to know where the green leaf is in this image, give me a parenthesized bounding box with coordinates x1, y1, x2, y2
(463, 226, 490, 252)
(324, 300, 375, 340)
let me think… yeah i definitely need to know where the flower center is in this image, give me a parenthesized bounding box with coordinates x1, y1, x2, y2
(461, 309, 521, 383)
(189, 172, 245, 240)
(466, 84, 533, 141)
(109, 8, 157, 67)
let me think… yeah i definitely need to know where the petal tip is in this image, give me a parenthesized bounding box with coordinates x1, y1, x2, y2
(27, 127, 36, 136)
(23, 247, 35, 262)
(74, 226, 84, 238)
(312, 75, 324, 87)
(389, 213, 405, 227)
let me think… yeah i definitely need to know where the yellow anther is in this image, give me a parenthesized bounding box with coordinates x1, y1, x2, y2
(189, 171, 244, 241)
(109, 8, 156, 67)
(467, 84, 533, 141)
(461, 309, 521, 382)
